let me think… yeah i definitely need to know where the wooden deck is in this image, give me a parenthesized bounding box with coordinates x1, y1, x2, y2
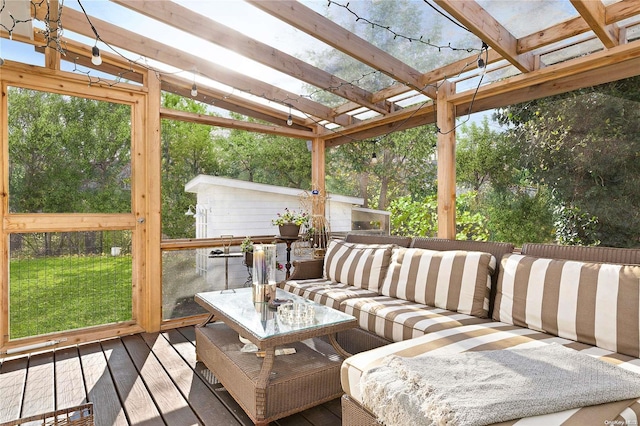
(0, 326, 342, 426)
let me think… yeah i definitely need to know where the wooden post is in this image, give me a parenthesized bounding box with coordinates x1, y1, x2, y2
(436, 81, 457, 239)
(140, 69, 162, 332)
(310, 135, 326, 218)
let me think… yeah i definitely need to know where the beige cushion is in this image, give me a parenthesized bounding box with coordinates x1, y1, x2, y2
(493, 253, 640, 358)
(323, 240, 393, 292)
(380, 247, 496, 318)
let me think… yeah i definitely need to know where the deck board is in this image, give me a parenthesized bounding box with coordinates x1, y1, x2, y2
(21, 352, 55, 418)
(54, 347, 87, 410)
(100, 338, 164, 425)
(78, 342, 128, 426)
(0, 357, 27, 423)
(0, 326, 342, 426)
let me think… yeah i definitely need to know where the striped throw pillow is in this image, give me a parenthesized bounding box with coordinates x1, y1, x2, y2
(380, 247, 496, 318)
(493, 253, 640, 358)
(323, 240, 393, 291)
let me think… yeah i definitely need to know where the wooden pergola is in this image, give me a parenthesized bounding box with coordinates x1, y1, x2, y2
(2, 0, 640, 347)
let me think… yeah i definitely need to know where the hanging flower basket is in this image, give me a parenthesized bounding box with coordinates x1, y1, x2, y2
(279, 223, 301, 238)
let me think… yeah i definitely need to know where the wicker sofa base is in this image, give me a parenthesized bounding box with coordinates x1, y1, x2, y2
(342, 394, 380, 426)
(196, 322, 344, 425)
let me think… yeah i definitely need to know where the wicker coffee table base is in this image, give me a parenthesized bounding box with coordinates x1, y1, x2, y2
(196, 322, 345, 425)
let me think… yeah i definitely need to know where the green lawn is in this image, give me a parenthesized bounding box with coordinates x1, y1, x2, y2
(9, 255, 132, 339)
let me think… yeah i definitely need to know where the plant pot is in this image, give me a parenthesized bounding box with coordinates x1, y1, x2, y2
(244, 251, 253, 266)
(278, 223, 301, 238)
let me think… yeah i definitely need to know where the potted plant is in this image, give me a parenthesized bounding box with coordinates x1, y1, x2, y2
(271, 208, 309, 238)
(241, 236, 254, 266)
(241, 237, 285, 272)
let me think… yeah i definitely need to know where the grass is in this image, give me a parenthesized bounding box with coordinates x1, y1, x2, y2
(9, 255, 132, 339)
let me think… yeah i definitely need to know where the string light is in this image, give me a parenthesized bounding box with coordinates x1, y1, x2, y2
(91, 43, 102, 66)
(370, 152, 378, 165)
(477, 42, 488, 69)
(287, 105, 293, 126)
(327, 0, 477, 53)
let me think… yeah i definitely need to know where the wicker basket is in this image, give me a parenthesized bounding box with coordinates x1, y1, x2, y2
(0, 403, 94, 426)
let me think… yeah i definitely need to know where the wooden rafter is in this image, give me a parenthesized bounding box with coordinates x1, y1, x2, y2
(112, 0, 391, 116)
(160, 75, 312, 131)
(160, 108, 316, 139)
(434, 0, 535, 73)
(518, 1, 639, 54)
(37, 6, 352, 127)
(247, 0, 433, 98)
(571, 0, 620, 48)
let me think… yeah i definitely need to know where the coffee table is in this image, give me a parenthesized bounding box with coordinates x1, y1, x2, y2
(194, 288, 357, 425)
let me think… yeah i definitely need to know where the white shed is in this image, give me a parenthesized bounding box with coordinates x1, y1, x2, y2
(183, 175, 388, 290)
(184, 174, 367, 238)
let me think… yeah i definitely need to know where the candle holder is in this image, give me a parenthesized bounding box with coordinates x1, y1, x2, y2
(252, 244, 277, 303)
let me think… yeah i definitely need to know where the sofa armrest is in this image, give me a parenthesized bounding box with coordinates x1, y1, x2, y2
(288, 258, 324, 280)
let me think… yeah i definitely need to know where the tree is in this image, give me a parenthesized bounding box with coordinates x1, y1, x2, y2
(496, 76, 640, 247)
(214, 115, 312, 189)
(160, 94, 221, 238)
(8, 87, 131, 214)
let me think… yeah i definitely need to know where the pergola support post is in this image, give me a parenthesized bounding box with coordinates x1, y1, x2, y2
(436, 81, 457, 239)
(310, 136, 326, 218)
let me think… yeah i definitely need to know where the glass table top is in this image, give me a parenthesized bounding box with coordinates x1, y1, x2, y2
(196, 287, 355, 339)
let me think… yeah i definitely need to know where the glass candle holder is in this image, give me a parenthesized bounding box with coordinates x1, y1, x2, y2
(252, 244, 277, 303)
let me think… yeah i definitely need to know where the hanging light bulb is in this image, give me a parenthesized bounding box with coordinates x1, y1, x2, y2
(287, 113, 293, 126)
(371, 152, 378, 165)
(191, 83, 198, 97)
(91, 45, 102, 66)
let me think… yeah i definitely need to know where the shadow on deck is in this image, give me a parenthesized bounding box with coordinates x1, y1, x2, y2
(0, 326, 341, 426)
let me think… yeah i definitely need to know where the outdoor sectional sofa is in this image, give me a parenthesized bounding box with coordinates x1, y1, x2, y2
(282, 235, 640, 425)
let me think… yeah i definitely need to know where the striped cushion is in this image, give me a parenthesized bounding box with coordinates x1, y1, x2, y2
(281, 278, 378, 310)
(380, 247, 496, 318)
(341, 295, 492, 342)
(324, 240, 393, 291)
(493, 253, 640, 358)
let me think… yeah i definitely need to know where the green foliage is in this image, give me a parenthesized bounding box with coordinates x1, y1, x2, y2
(8, 88, 131, 213)
(496, 76, 640, 247)
(481, 187, 555, 246)
(161, 94, 221, 238)
(327, 125, 438, 209)
(214, 120, 311, 189)
(552, 202, 600, 246)
(389, 192, 489, 241)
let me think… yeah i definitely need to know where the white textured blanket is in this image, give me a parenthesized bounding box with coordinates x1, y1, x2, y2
(360, 343, 640, 426)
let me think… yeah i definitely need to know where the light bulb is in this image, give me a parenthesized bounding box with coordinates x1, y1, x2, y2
(191, 83, 198, 97)
(287, 114, 293, 126)
(91, 46, 102, 66)
(371, 152, 378, 165)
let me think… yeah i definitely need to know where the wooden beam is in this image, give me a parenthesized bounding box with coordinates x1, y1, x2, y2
(452, 38, 640, 115)
(44, 0, 61, 70)
(52, 8, 352, 126)
(436, 81, 456, 239)
(326, 37, 640, 145)
(434, 0, 535, 73)
(112, 0, 391, 115)
(571, 0, 620, 48)
(517, 0, 639, 53)
(247, 1, 432, 98)
(160, 76, 312, 130)
(160, 108, 317, 140)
